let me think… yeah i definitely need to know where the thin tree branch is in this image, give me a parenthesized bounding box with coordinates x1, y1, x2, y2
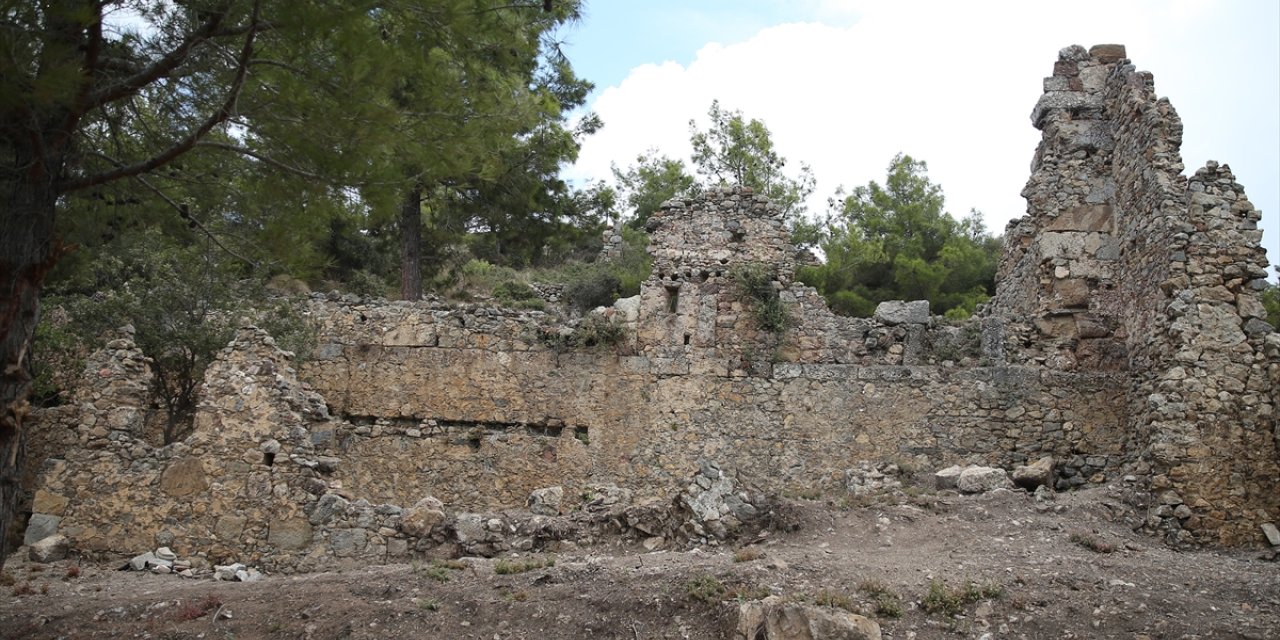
(60, 1, 261, 193)
(84, 2, 235, 110)
(128, 170, 258, 269)
(195, 141, 327, 181)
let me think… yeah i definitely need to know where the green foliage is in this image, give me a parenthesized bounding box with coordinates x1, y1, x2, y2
(41, 230, 312, 444)
(858, 580, 904, 619)
(539, 314, 629, 352)
(732, 264, 790, 334)
(685, 575, 727, 603)
(689, 100, 816, 223)
(563, 270, 622, 313)
(493, 280, 539, 303)
(493, 556, 555, 575)
(800, 155, 1001, 317)
(612, 149, 699, 229)
(1262, 284, 1280, 329)
(921, 579, 1004, 618)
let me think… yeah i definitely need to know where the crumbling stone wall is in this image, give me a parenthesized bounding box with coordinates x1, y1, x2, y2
(17, 45, 1277, 570)
(992, 44, 1278, 545)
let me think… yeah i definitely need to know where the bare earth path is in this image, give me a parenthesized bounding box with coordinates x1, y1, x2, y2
(3, 486, 1277, 639)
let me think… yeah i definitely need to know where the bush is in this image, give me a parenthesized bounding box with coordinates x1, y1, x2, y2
(493, 556, 555, 574)
(732, 263, 790, 334)
(493, 280, 539, 303)
(563, 270, 621, 313)
(40, 230, 314, 444)
(921, 579, 1003, 618)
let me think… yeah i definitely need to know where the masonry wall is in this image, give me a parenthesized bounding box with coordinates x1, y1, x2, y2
(992, 44, 1278, 545)
(18, 46, 1279, 570)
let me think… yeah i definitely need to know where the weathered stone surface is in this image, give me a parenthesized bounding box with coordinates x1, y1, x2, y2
(159, 457, 207, 498)
(527, 486, 564, 516)
(873, 300, 930, 325)
(1013, 456, 1055, 490)
(32, 489, 69, 516)
(957, 467, 1014, 494)
(401, 496, 448, 537)
(729, 596, 881, 640)
(28, 534, 69, 563)
(268, 518, 313, 550)
(23, 513, 61, 546)
(1262, 523, 1280, 547)
(16, 44, 1279, 574)
(934, 465, 964, 490)
(309, 494, 349, 526)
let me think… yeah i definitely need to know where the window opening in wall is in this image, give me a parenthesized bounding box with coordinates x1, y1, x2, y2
(683, 333, 691, 346)
(666, 285, 680, 313)
(264, 452, 276, 467)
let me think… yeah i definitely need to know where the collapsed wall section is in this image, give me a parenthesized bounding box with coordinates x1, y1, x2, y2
(992, 44, 1278, 545)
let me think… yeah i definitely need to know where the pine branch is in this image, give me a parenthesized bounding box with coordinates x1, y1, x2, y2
(60, 1, 261, 193)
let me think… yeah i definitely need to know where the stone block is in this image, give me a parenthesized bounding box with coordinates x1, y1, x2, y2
(934, 465, 964, 490)
(23, 513, 61, 546)
(1046, 205, 1113, 233)
(957, 467, 1014, 494)
(1262, 523, 1280, 547)
(527, 486, 564, 516)
(401, 496, 448, 537)
(873, 300, 930, 325)
(268, 518, 313, 550)
(28, 534, 69, 563)
(309, 493, 350, 525)
(330, 528, 368, 556)
(1012, 457, 1055, 490)
(1088, 44, 1127, 62)
(1054, 279, 1091, 308)
(728, 595, 881, 640)
(160, 457, 208, 498)
(32, 490, 69, 516)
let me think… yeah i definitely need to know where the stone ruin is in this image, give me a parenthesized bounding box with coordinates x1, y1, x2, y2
(14, 45, 1278, 572)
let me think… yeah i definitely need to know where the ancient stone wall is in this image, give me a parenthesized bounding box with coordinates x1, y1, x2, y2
(992, 44, 1278, 545)
(16, 46, 1278, 570)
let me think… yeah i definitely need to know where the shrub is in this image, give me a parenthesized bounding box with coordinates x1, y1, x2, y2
(813, 589, 857, 612)
(493, 556, 555, 575)
(733, 547, 765, 563)
(921, 579, 1002, 618)
(685, 575, 726, 603)
(1069, 531, 1115, 553)
(563, 270, 621, 313)
(732, 263, 790, 334)
(493, 280, 539, 303)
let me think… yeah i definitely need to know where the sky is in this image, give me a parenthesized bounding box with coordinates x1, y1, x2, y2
(559, 0, 1280, 273)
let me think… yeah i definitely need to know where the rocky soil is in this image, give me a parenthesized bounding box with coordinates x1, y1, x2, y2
(2, 485, 1277, 640)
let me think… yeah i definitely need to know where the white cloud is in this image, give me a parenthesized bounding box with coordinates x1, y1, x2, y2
(571, 0, 1279, 261)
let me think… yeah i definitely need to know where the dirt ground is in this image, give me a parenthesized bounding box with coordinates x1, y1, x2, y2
(2, 485, 1277, 640)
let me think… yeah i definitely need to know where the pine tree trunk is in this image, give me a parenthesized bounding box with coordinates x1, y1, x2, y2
(399, 184, 424, 301)
(0, 150, 60, 570)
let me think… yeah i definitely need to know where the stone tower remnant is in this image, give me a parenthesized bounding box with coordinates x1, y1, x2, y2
(993, 44, 1277, 545)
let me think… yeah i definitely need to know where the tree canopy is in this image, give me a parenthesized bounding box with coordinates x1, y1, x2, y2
(798, 154, 1001, 318)
(0, 0, 600, 567)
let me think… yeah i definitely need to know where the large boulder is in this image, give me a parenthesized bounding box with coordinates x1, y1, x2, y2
(527, 486, 564, 516)
(956, 466, 1014, 494)
(873, 300, 930, 325)
(728, 596, 881, 640)
(400, 496, 448, 537)
(1012, 456, 1055, 490)
(28, 534, 69, 563)
(934, 465, 964, 490)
